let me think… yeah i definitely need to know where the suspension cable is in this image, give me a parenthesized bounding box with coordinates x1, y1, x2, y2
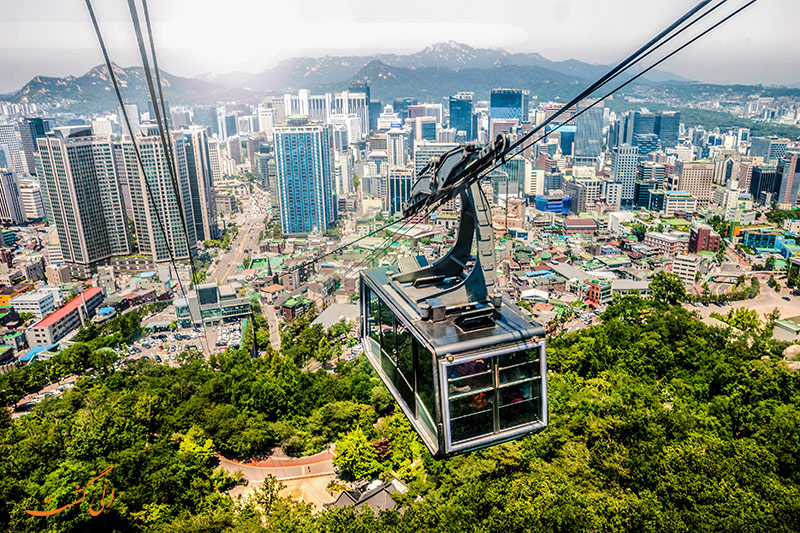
(83, 0, 205, 352)
(129, 0, 212, 354)
(481, 0, 758, 182)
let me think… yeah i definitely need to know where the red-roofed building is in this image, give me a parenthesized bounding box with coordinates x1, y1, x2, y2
(26, 287, 105, 347)
(562, 218, 598, 235)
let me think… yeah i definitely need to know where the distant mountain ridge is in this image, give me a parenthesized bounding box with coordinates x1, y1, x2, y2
(13, 41, 793, 115)
(2, 63, 255, 113)
(240, 40, 690, 93)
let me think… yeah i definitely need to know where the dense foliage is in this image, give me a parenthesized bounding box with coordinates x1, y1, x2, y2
(766, 208, 800, 225)
(1, 295, 799, 532)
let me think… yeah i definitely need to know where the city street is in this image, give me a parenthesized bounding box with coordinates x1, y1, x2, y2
(210, 187, 268, 284)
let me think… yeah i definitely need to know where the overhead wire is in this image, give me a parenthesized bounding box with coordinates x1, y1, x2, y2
(284, 0, 753, 280)
(480, 0, 758, 181)
(128, 0, 213, 355)
(343, 200, 439, 279)
(88, 0, 755, 305)
(83, 0, 208, 354)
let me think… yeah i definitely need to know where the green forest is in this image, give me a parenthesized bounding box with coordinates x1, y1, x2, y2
(1, 294, 799, 532)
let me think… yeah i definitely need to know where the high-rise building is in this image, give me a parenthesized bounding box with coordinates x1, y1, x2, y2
(574, 106, 603, 158)
(655, 112, 680, 148)
(449, 93, 475, 141)
(750, 136, 788, 164)
(749, 165, 778, 205)
(775, 153, 800, 208)
(675, 160, 714, 206)
(368, 101, 382, 132)
(633, 133, 659, 159)
(386, 129, 408, 167)
(415, 116, 437, 141)
(119, 104, 140, 134)
(283, 90, 332, 124)
(0, 171, 24, 224)
(333, 91, 369, 138)
(17, 178, 45, 220)
(626, 111, 681, 148)
(207, 137, 222, 183)
(387, 166, 413, 215)
(524, 167, 545, 197)
(413, 141, 459, 179)
(563, 176, 602, 214)
(329, 114, 362, 147)
(114, 132, 196, 263)
(226, 135, 243, 165)
(19, 117, 54, 175)
(37, 127, 130, 277)
(638, 161, 666, 190)
(182, 127, 219, 241)
(0, 123, 25, 173)
(392, 97, 418, 119)
(490, 89, 529, 122)
(633, 112, 657, 138)
(192, 105, 218, 135)
(611, 145, 639, 207)
(274, 117, 336, 235)
(496, 156, 528, 198)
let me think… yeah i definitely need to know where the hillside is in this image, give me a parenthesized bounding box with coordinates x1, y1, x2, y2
(242, 40, 688, 93)
(1, 295, 798, 531)
(2, 63, 258, 114)
(323, 60, 584, 102)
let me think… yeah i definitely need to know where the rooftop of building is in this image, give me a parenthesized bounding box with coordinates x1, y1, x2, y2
(31, 286, 103, 329)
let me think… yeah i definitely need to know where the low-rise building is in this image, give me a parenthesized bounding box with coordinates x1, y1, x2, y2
(9, 290, 55, 319)
(644, 231, 689, 256)
(45, 264, 72, 285)
(584, 279, 613, 305)
(0, 284, 33, 307)
(673, 254, 702, 285)
(612, 279, 651, 296)
(25, 287, 105, 347)
(562, 218, 598, 235)
(649, 190, 698, 216)
(174, 283, 251, 327)
(689, 223, 721, 253)
(280, 296, 313, 322)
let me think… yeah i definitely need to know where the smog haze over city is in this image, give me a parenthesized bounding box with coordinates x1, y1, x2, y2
(0, 0, 799, 531)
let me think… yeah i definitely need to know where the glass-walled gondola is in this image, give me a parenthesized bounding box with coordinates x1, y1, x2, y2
(361, 271, 547, 458)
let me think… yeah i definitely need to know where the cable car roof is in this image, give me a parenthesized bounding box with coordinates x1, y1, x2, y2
(363, 267, 545, 359)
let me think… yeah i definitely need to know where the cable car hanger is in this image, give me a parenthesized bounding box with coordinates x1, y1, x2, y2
(359, 0, 756, 458)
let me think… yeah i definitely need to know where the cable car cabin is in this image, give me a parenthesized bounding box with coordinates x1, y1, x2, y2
(360, 271, 546, 458)
(359, 141, 547, 458)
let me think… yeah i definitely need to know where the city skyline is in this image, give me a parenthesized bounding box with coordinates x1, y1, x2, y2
(1, 0, 799, 95)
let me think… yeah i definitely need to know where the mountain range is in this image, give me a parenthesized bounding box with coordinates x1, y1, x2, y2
(238, 40, 689, 94)
(0, 40, 751, 114)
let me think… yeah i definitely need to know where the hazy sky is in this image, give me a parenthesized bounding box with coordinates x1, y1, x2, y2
(1, 0, 797, 93)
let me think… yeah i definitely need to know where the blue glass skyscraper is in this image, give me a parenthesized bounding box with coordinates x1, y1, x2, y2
(490, 89, 529, 122)
(449, 93, 475, 140)
(275, 117, 336, 235)
(574, 106, 603, 158)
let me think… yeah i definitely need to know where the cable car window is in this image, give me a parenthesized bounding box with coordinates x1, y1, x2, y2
(368, 289, 380, 347)
(447, 358, 492, 397)
(413, 337, 436, 429)
(450, 391, 494, 442)
(378, 299, 395, 361)
(394, 322, 415, 409)
(446, 347, 544, 445)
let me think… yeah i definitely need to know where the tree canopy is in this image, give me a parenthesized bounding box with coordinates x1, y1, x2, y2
(2, 296, 799, 532)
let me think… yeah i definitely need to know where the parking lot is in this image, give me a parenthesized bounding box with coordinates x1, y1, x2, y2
(125, 320, 245, 364)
